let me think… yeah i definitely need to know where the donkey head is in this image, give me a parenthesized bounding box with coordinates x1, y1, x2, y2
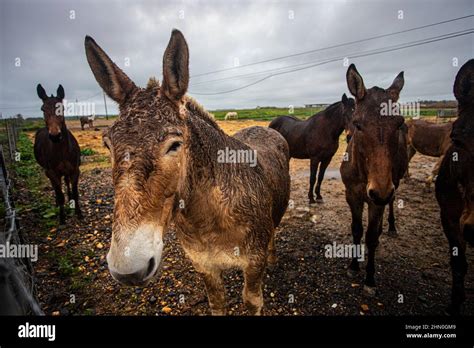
(341, 93, 355, 142)
(85, 30, 190, 286)
(452, 59, 474, 245)
(346, 64, 405, 205)
(37, 84, 66, 142)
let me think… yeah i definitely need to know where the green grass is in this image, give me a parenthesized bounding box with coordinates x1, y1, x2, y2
(13, 134, 91, 311)
(80, 148, 95, 156)
(210, 107, 323, 121)
(12, 133, 58, 229)
(208, 106, 441, 121)
(16, 107, 442, 125)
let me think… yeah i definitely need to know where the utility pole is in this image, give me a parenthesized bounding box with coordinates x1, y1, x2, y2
(103, 92, 109, 120)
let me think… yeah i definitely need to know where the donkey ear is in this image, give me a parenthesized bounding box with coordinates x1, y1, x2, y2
(346, 64, 366, 100)
(453, 59, 474, 103)
(387, 71, 404, 101)
(37, 84, 48, 100)
(84, 35, 137, 104)
(56, 85, 65, 100)
(341, 93, 348, 105)
(162, 29, 189, 102)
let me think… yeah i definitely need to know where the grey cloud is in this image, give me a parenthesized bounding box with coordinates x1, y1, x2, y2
(0, 0, 472, 117)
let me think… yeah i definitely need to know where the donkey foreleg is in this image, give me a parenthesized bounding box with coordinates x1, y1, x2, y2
(405, 145, 416, 178)
(315, 158, 331, 202)
(64, 176, 72, 203)
(387, 197, 397, 236)
(71, 170, 83, 219)
(201, 268, 226, 315)
(364, 204, 385, 295)
(429, 155, 445, 183)
(267, 231, 277, 266)
(243, 258, 266, 315)
(347, 192, 364, 275)
(442, 211, 468, 315)
(308, 158, 319, 204)
(448, 241, 468, 315)
(48, 173, 66, 225)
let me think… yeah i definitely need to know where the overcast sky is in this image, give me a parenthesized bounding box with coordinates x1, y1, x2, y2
(0, 0, 473, 117)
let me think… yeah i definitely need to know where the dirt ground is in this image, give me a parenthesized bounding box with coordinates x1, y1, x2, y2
(21, 119, 474, 316)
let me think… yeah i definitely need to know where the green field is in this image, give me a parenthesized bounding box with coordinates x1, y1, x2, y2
(11, 106, 444, 131)
(210, 106, 442, 121)
(210, 107, 323, 120)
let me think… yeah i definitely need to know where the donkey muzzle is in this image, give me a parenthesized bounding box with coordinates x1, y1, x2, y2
(48, 132, 62, 143)
(367, 187, 395, 206)
(109, 257, 157, 286)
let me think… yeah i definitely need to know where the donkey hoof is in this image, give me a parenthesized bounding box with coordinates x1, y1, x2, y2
(210, 308, 227, 316)
(316, 197, 324, 203)
(309, 199, 316, 205)
(363, 285, 377, 297)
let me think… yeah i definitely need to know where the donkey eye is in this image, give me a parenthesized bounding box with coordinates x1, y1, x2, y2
(353, 121, 362, 131)
(166, 141, 182, 154)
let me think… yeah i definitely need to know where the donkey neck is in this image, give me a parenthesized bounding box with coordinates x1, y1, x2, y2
(50, 122, 70, 146)
(175, 106, 254, 223)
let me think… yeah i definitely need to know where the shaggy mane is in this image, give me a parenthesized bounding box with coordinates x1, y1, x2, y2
(146, 77, 160, 90)
(185, 96, 221, 131)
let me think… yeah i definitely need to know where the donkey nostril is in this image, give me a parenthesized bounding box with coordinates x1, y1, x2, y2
(146, 257, 156, 277)
(368, 189, 377, 200)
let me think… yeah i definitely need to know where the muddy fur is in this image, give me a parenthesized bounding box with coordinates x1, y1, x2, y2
(85, 30, 290, 315)
(340, 64, 408, 293)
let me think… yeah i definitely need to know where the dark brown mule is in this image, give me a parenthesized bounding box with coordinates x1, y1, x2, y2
(34, 84, 82, 224)
(269, 95, 355, 203)
(85, 30, 290, 315)
(435, 59, 474, 315)
(405, 119, 453, 182)
(340, 64, 408, 295)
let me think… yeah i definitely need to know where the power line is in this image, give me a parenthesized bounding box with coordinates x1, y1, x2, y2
(191, 14, 474, 78)
(190, 28, 473, 88)
(189, 29, 474, 95)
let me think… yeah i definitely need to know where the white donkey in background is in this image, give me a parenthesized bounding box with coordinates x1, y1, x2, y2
(80, 114, 95, 130)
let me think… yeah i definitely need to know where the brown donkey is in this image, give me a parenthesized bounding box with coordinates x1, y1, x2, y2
(341, 64, 408, 295)
(436, 59, 474, 315)
(269, 94, 355, 203)
(405, 119, 453, 182)
(34, 84, 82, 224)
(84, 30, 290, 315)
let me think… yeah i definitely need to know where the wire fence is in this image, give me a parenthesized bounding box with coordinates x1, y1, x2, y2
(0, 117, 43, 315)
